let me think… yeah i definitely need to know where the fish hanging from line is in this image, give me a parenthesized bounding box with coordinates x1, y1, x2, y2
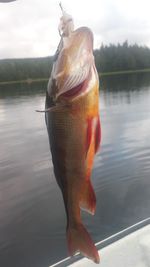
(38, 4, 101, 264)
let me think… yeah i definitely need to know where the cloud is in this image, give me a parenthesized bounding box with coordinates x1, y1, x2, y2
(0, 0, 150, 59)
(0, 0, 16, 2)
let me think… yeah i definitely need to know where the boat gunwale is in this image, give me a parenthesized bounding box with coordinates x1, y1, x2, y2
(50, 217, 150, 267)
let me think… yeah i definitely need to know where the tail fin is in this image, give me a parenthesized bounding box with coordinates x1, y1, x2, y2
(67, 223, 100, 264)
(80, 180, 96, 215)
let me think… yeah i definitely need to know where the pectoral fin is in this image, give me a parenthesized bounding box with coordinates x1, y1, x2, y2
(80, 180, 96, 215)
(95, 117, 101, 153)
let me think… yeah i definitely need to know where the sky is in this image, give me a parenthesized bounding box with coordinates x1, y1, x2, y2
(0, 0, 150, 59)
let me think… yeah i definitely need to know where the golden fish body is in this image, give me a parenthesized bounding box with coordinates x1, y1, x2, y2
(46, 26, 101, 264)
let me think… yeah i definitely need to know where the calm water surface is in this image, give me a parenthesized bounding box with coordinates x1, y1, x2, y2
(0, 73, 150, 267)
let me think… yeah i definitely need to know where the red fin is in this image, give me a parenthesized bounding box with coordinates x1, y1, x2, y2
(67, 223, 100, 264)
(95, 117, 101, 153)
(80, 180, 96, 215)
(86, 118, 93, 155)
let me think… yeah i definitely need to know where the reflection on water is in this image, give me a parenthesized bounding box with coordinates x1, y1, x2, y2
(0, 73, 150, 267)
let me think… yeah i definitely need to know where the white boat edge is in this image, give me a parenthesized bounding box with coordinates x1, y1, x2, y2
(50, 217, 150, 267)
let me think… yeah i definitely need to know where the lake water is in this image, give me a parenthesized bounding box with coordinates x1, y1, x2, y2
(0, 73, 150, 267)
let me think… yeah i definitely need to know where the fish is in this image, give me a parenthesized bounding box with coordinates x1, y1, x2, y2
(45, 8, 101, 264)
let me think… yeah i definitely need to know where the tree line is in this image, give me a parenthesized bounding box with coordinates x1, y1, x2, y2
(0, 57, 53, 82)
(94, 41, 150, 72)
(0, 42, 150, 82)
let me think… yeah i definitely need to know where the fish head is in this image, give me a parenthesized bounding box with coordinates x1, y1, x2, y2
(51, 27, 98, 102)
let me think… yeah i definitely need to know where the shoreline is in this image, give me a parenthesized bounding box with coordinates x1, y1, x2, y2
(0, 68, 150, 86)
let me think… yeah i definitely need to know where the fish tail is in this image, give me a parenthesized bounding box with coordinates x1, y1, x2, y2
(67, 222, 100, 264)
(80, 180, 96, 215)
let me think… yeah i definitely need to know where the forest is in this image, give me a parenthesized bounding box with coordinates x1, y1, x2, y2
(0, 42, 150, 83)
(94, 41, 150, 72)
